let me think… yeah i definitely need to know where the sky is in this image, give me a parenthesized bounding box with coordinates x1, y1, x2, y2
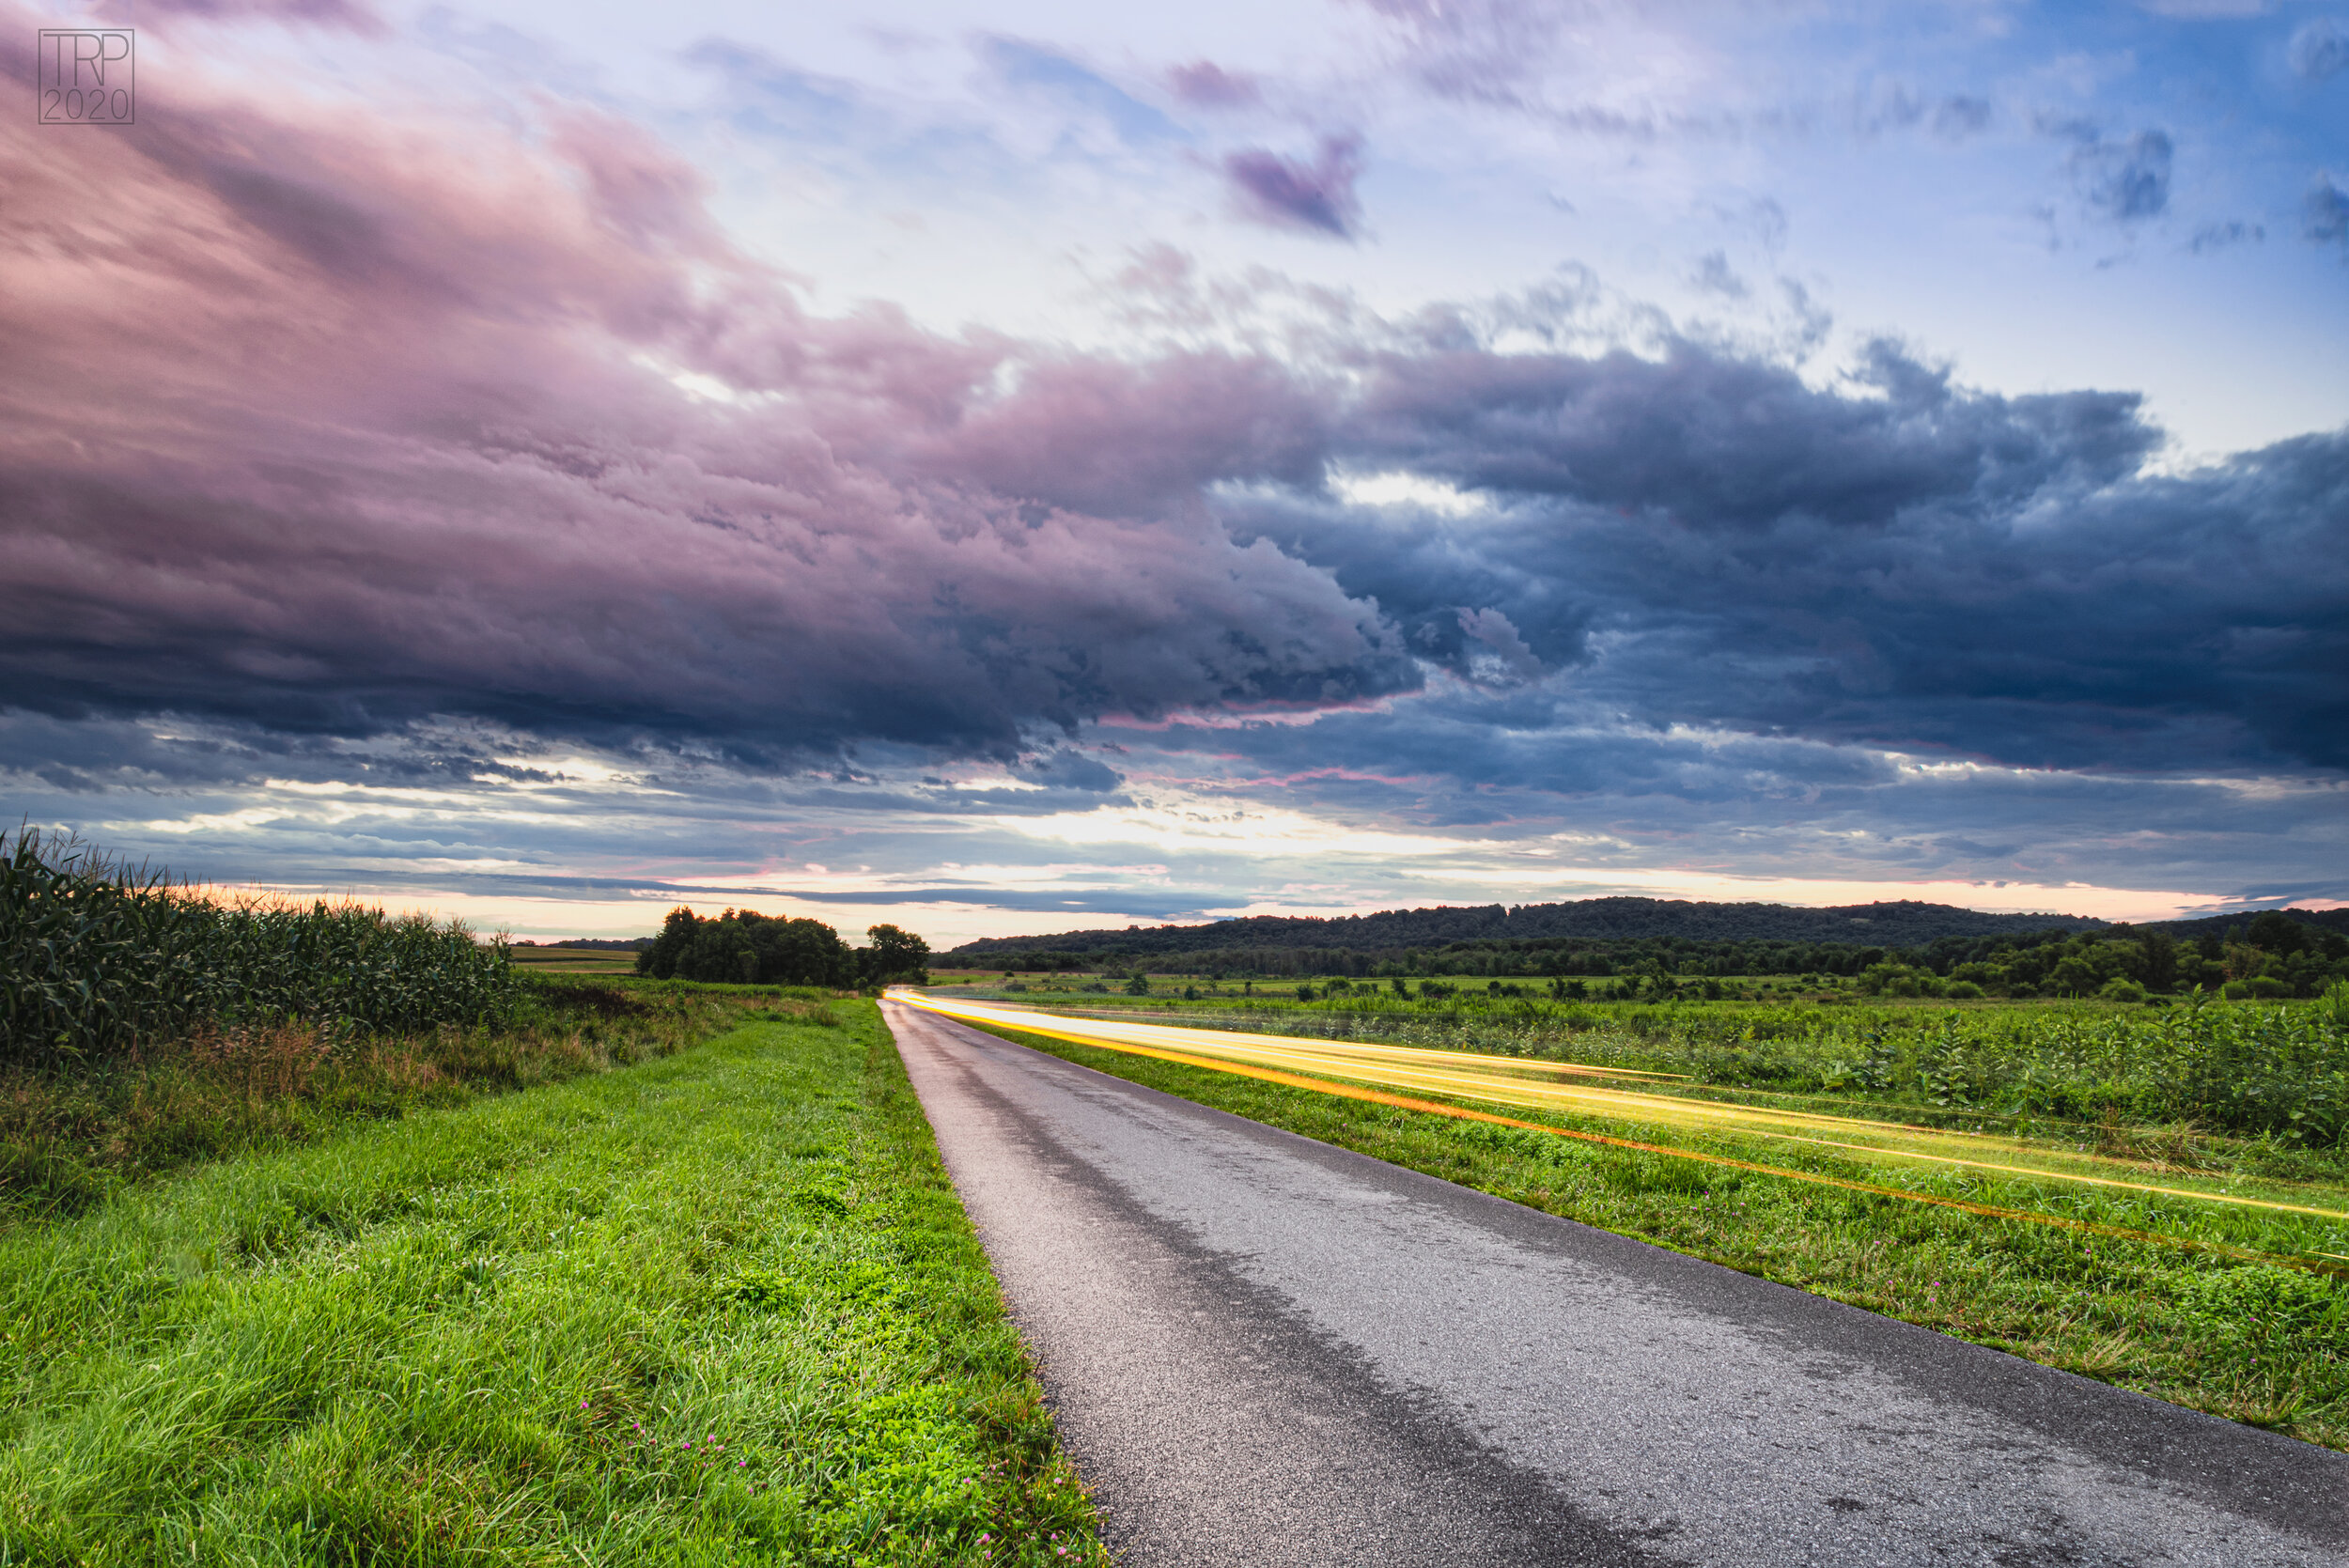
(3, 0, 2344, 947)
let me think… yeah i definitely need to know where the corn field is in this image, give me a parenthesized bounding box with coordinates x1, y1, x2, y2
(2, 829, 519, 1059)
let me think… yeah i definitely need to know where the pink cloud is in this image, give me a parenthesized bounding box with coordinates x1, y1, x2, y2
(0, 18, 1412, 762)
(1168, 60, 1263, 108)
(1221, 134, 1367, 240)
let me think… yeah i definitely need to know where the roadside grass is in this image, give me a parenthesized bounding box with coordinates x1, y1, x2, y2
(972, 1020, 2349, 1453)
(0, 978, 746, 1225)
(944, 987, 2349, 1179)
(0, 1003, 1110, 1565)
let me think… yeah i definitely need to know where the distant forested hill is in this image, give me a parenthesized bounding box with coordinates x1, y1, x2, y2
(2151, 907, 2349, 940)
(944, 897, 2107, 962)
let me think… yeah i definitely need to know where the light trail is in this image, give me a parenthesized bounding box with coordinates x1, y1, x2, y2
(895, 994, 2349, 1267)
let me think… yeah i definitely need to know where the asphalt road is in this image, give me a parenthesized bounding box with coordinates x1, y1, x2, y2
(883, 1001, 2348, 1568)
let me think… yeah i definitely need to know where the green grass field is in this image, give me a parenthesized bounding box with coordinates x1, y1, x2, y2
(957, 1008, 2349, 1452)
(0, 1001, 1110, 1565)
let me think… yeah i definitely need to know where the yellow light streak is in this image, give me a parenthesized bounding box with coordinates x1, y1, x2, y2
(896, 994, 2349, 1273)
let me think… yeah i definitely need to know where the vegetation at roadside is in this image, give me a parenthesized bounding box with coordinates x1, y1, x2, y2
(3, 829, 517, 1061)
(970, 1017, 2348, 1452)
(0, 1002, 1111, 1565)
(0, 976, 754, 1223)
(940, 978, 2349, 1160)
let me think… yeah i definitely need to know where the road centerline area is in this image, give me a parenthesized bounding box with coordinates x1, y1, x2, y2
(885, 1001, 2347, 1568)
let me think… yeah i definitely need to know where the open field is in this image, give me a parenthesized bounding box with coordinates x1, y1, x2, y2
(506, 946, 646, 974)
(914, 990, 2349, 1451)
(0, 996, 1110, 1565)
(927, 979, 2349, 1160)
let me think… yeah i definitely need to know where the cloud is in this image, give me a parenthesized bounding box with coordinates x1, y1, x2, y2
(2068, 129, 2173, 223)
(0, 58, 1408, 767)
(1216, 335, 2345, 772)
(1855, 85, 1994, 141)
(1689, 250, 1750, 298)
(2309, 172, 2349, 245)
(1221, 134, 1366, 240)
(101, 0, 386, 33)
(1, 10, 2342, 918)
(1016, 749, 1125, 791)
(2289, 18, 2349, 80)
(1933, 96, 1992, 138)
(2189, 219, 2264, 252)
(1168, 60, 1262, 108)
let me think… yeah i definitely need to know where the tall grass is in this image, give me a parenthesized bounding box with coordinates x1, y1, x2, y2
(0, 979, 734, 1221)
(1, 828, 517, 1060)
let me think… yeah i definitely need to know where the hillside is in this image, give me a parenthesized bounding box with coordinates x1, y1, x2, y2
(943, 896, 2108, 961)
(2151, 907, 2349, 941)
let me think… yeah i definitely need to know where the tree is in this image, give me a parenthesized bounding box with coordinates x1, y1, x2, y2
(861, 924, 931, 986)
(2247, 912, 2311, 956)
(637, 906, 703, 979)
(631, 907, 856, 986)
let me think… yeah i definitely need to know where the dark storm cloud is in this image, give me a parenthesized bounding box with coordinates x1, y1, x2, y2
(1015, 750, 1125, 791)
(0, 57, 1408, 769)
(1221, 337, 2347, 773)
(1221, 135, 1366, 239)
(0, 31, 2341, 819)
(1346, 339, 2157, 528)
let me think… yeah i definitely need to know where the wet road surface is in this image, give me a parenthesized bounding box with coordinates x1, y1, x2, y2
(884, 1001, 2346, 1568)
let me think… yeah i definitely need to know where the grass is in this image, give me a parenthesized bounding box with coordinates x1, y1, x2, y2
(0, 979, 745, 1225)
(963, 1015, 2349, 1452)
(938, 981, 2349, 1157)
(0, 1000, 1111, 1566)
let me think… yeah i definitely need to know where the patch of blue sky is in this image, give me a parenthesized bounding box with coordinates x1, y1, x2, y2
(684, 38, 875, 147)
(978, 37, 1188, 148)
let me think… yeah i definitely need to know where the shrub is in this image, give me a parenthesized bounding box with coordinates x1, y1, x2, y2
(2101, 978, 2150, 1004)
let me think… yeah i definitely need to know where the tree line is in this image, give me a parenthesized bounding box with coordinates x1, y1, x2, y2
(972, 914, 2349, 1000)
(945, 896, 2108, 962)
(633, 908, 931, 988)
